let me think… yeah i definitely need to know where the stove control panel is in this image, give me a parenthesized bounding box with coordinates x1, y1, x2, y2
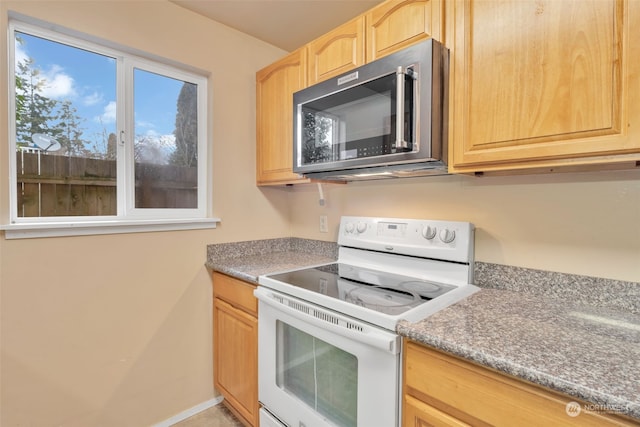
(339, 216, 474, 264)
(376, 221, 408, 238)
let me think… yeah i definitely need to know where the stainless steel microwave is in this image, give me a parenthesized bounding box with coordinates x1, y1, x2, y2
(293, 39, 449, 181)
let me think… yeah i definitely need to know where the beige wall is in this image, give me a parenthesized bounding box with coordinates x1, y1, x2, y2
(1, 1, 639, 426)
(290, 170, 640, 282)
(0, 1, 291, 426)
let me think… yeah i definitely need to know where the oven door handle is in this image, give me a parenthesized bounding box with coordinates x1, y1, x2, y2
(255, 287, 400, 354)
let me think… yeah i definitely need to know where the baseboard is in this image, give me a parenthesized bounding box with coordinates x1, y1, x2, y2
(153, 396, 225, 427)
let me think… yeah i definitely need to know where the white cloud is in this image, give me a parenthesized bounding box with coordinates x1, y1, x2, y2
(135, 132, 176, 164)
(14, 41, 28, 67)
(41, 65, 76, 99)
(98, 101, 116, 124)
(83, 91, 104, 106)
(13, 41, 76, 100)
(136, 120, 156, 130)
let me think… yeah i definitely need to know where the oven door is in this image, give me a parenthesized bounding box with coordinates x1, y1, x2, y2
(255, 286, 401, 427)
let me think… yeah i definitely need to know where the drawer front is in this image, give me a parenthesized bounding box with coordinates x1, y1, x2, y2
(404, 340, 635, 427)
(403, 394, 471, 427)
(212, 272, 257, 316)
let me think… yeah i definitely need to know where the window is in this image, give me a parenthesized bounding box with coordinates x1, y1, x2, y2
(302, 110, 340, 164)
(5, 16, 217, 238)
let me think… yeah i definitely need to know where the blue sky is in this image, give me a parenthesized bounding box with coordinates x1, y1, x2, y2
(15, 31, 182, 157)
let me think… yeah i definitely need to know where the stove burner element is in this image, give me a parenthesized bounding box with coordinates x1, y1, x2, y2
(344, 284, 421, 315)
(397, 281, 449, 299)
(398, 281, 440, 293)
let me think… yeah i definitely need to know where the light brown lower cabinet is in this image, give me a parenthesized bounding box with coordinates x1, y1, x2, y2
(403, 339, 638, 427)
(213, 272, 259, 427)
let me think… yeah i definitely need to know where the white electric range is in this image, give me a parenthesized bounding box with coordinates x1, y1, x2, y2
(255, 216, 479, 427)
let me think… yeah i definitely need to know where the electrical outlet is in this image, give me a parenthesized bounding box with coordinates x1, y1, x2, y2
(319, 215, 328, 233)
(319, 278, 328, 294)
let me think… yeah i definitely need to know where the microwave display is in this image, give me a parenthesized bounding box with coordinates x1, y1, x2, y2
(299, 70, 416, 167)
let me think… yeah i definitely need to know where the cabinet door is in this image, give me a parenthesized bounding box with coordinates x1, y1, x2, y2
(366, 0, 443, 62)
(256, 48, 309, 185)
(213, 298, 258, 427)
(308, 16, 365, 85)
(449, 0, 640, 173)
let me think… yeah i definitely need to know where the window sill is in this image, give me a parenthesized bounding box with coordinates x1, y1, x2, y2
(1, 217, 221, 239)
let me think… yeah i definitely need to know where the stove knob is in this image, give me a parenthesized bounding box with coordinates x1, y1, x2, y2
(421, 225, 437, 240)
(356, 222, 367, 233)
(439, 228, 456, 244)
(345, 222, 355, 233)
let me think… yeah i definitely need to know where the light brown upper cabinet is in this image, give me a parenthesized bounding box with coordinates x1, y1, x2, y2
(448, 0, 640, 174)
(308, 16, 366, 85)
(256, 48, 310, 185)
(366, 0, 444, 61)
(308, 0, 445, 85)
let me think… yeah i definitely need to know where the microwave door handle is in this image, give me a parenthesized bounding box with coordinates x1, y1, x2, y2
(395, 66, 407, 150)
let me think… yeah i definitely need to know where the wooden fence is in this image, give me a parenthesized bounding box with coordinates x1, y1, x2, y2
(16, 151, 197, 217)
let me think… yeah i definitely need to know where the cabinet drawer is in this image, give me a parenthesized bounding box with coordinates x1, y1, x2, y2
(404, 394, 471, 427)
(212, 272, 257, 316)
(404, 340, 636, 426)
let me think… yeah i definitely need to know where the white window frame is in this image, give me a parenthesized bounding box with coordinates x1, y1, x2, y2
(4, 14, 219, 239)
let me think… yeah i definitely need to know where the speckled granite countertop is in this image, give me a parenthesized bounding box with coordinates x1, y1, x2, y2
(398, 289, 640, 421)
(208, 251, 335, 284)
(206, 238, 639, 421)
(206, 237, 337, 284)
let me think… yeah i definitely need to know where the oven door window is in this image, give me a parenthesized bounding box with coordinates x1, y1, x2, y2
(276, 320, 357, 427)
(300, 70, 415, 166)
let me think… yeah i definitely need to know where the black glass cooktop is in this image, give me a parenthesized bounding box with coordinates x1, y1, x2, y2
(266, 263, 456, 316)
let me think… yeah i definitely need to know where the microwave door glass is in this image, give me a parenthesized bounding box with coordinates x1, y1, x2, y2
(300, 71, 415, 167)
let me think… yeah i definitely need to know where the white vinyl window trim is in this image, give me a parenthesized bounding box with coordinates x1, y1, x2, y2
(3, 14, 220, 239)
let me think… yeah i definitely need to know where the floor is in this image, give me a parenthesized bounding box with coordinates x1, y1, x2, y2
(173, 403, 245, 427)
